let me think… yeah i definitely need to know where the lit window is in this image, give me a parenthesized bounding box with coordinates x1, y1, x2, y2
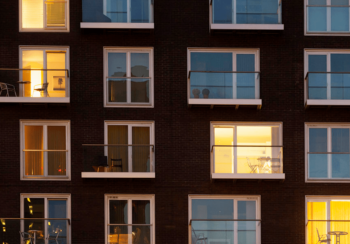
(20, 0, 69, 32)
(306, 196, 350, 244)
(306, 124, 350, 181)
(105, 195, 154, 244)
(20, 120, 70, 180)
(211, 122, 284, 179)
(104, 48, 153, 107)
(189, 196, 261, 244)
(305, 0, 350, 35)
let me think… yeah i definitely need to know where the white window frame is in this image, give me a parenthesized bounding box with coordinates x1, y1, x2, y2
(20, 193, 71, 244)
(20, 120, 71, 181)
(209, 0, 284, 30)
(305, 123, 350, 183)
(103, 47, 154, 108)
(304, 49, 350, 106)
(210, 121, 284, 180)
(105, 194, 155, 244)
(305, 0, 350, 36)
(187, 48, 262, 107)
(188, 195, 261, 244)
(19, 0, 70, 32)
(305, 196, 350, 244)
(81, 0, 154, 29)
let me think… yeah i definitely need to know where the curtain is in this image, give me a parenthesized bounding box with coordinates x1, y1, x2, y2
(22, 0, 44, 28)
(108, 125, 128, 172)
(271, 127, 281, 173)
(132, 127, 150, 172)
(331, 201, 350, 244)
(109, 200, 128, 239)
(307, 202, 327, 244)
(23, 65, 32, 97)
(46, 0, 66, 27)
(132, 201, 150, 244)
(48, 126, 66, 175)
(25, 126, 44, 176)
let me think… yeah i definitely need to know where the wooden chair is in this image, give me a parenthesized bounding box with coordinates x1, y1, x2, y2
(317, 228, 331, 244)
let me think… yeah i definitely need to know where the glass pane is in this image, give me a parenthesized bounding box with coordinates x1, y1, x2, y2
(237, 0, 279, 24)
(108, 53, 127, 77)
(22, 50, 44, 98)
(132, 127, 150, 172)
(131, 0, 150, 23)
(331, 54, 350, 72)
(237, 54, 255, 99)
(308, 55, 327, 99)
(132, 200, 150, 224)
(192, 199, 233, 219)
(48, 200, 67, 244)
(109, 78, 127, 102)
(332, 128, 349, 152)
(191, 53, 233, 71)
(132, 225, 151, 244)
(46, 1, 66, 27)
(47, 52, 66, 98)
(25, 126, 44, 176)
(309, 128, 327, 152)
(309, 154, 328, 178)
(214, 127, 234, 173)
(131, 53, 149, 77)
(331, 0, 349, 31)
(131, 79, 149, 102)
(330, 201, 350, 244)
(106, 0, 127, 22)
(307, 202, 327, 244)
(48, 126, 66, 176)
(238, 201, 256, 244)
(213, 0, 233, 23)
(110, 200, 128, 224)
(22, 0, 44, 28)
(24, 198, 45, 244)
(108, 125, 128, 172)
(308, 0, 327, 31)
(332, 128, 350, 178)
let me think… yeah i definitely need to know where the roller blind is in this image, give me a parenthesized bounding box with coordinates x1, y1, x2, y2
(22, 0, 44, 28)
(46, 0, 66, 27)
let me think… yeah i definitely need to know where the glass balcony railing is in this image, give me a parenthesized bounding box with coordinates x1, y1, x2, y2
(0, 218, 70, 244)
(107, 224, 152, 244)
(188, 71, 260, 101)
(306, 72, 350, 100)
(190, 220, 260, 244)
(307, 5, 350, 33)
(306, 220, 350, 244)
(107, 77, 151, 104)
(82, 0, 153, 23)
(212, 146, 283, 174)
(0, 68, 70, 102)
(308, 152, 350, 179)
(82, 145, 155, 173)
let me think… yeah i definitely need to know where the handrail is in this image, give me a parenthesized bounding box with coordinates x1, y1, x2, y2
(0, 218, 71, 225)
(306, 5, 350, 7)
(0, 68, 70, 78)
(211, 145, 283, 152)
(107, 224, 152, 226)
(188, 71, 260, 79)
(308, 152, 350, 154)
(305, 71, 350, 80)
(82, 144, 155, 152)
(306, 220, 350, 226)
(107, 76, 151, 79)
(190, 219, 261, 225)
(23, 149, 68, 152)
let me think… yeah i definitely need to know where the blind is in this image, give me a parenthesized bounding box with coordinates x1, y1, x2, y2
(46, 0, 66, 27)
(22, 0, 44, 28)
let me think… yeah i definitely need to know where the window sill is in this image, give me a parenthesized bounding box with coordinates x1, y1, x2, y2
(81, 172, 155, 178)
(20, 29, 69, 33)
(22, 176, 70, 181)
(306, 99, 350, 106)
(212, 173, 285, 180)
(211, 24, 284, 30)
(305, 31, 350, 36)
(188, 98, 261, 106)
(307, 178, 350, 183)
(0, 97, 69, 103)
(104, 103, 154, 108)
(80, 22, 154, 29)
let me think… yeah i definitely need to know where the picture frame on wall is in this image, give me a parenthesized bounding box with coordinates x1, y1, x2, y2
(53, 76, 66, 91)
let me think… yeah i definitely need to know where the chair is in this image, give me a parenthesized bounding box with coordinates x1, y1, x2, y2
(0, 82, 17, 97)
(246, 157, 258, 173)
(33, 83, 50, 97)
(19, 231, 33, 244)
(317, 228, 331, 244)
(47, 228, 60, 244)
(111, 158, 123, 172)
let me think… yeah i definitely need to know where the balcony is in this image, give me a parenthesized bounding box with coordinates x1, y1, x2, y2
(81, 0, 154, 29)
(0, 68, 69, 103)
(108, 224, 152, 244)
(190, 220, 260, 244)
(81, 144, 155, 178)
(305, 72, 350, 107)
(0, 218, 70, 244)
(210, 0, 283, 31)
(188, 71, 261, 108)
(306, 220, 350, 244)
(211, 145, 284, 180)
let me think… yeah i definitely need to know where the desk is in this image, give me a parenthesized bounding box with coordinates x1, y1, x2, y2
(328, 231, 348, 244)
(28, 230, 43, 244)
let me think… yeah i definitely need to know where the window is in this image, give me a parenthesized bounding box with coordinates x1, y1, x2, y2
(188, 49, 261, 107)
(306, 196, 350, 244)
(81, 0, 154, 29)
(105, 195, 154, 244)
(210, 0, 283, 30)
(306, 124, 350, 181)
(305, 50, 350, 106)
(20, 194, 71, 244)
(305, 0, 350, 35)
(211, 122, 284, 179)
(189, 196, 261, 244)
(20, 0, 69, 32)
(104, 48, 153, 107)
(20, 120, 71, 180)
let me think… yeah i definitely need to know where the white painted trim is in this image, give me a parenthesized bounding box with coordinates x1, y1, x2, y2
(80, 22, 154, 29)
(212, 173, 285, 179)
(81, 172, 155, 178)
(211, 24, 284, 30)
(0, 97, 69, 103)
(306, 99, 350, 106)
(188, 98, 261, 105)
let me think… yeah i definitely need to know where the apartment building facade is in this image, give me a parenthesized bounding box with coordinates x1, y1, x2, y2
(1, 0, 350, 244)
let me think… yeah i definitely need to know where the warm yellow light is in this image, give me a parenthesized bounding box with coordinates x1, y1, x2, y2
(30, 210, 33, 215)
(27, 198, 31, 203)
(48, 222, 51, 226)
(1, 219, 5, 226)
(22, 0, 44, 28)
(29, 223, 33, 229)
(2, 227, 5, 232)
(214, 127, 234, 173)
